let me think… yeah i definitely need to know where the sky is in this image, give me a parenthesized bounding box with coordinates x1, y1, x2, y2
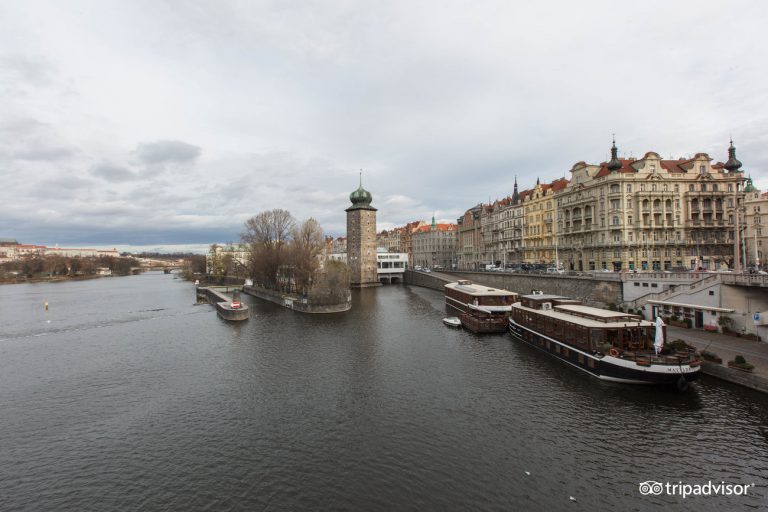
(1, 0, 767, 252)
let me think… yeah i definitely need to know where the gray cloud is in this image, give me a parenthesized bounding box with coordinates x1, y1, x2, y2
(135, 140, 201, 165)
(0, 55, 57, 87)
(0, 1, 766, 245)
(13, 146, 74, 161)
(90, 162, 139, 182)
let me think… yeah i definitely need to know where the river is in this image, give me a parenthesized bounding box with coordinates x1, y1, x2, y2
(0, 272, 766, 511)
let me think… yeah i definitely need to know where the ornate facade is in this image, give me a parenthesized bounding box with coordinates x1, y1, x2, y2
(556, 140, 747, 271)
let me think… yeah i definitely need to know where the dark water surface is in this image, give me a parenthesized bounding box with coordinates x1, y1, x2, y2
(1, 273, 767, 511)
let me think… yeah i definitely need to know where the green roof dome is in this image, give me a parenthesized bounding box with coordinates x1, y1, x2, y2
(350, 184, 372, 206)
(744, 175, 757, 193)
(346, 172, 376, 211)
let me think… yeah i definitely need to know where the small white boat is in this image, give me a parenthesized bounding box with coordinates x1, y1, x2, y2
(443, 317, 462, 328)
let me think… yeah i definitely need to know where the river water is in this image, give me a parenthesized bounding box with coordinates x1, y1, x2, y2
(0, 272, 766, 511)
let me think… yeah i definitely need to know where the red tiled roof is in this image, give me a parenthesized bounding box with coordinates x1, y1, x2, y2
(594, 158, 637, 178)
(550, 177, 570, 191)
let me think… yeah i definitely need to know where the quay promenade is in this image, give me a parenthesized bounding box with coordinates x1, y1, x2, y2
(667, 326, 768, 393)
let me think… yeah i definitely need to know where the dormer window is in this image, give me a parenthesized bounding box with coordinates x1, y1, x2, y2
(700, 165, 706, 175)
(650, 164, 656, 173)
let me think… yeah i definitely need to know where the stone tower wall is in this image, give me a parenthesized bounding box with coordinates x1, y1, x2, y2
(347, 208, 380, 287)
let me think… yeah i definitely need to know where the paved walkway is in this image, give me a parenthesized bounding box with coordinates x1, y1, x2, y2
(667, 326, 768, 379)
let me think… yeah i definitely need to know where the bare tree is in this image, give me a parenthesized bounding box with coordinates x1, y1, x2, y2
(242, 209, 295, 247)
(289, 218, 325, 294)
(241, 209, 295, 289)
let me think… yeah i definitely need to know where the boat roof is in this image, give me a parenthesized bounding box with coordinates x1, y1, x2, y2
(513, 302, 655, 328)
(555, 304, 634, 319)
(445, 281, 517, 297)
(521, 294, 568, 301)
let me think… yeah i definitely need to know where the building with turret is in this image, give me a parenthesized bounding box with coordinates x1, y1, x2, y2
(555, 139, 747, 271)
(346, 177, 381, 287)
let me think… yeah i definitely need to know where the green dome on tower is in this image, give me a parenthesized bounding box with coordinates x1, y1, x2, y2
(745, 175, 757, 193)
(346, 172, 377, 211)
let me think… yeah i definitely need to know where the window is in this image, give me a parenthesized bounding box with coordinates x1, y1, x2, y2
(628, 216, 633, 225)
(701, 184, 707, 192)
(713, 184, 719, 192)
(700, 165, 706, 175)
(652, 184, 657, 192)
(612, 216, 620, 225)
(709, 291, 714, 296)
(689, 184, 695, 191)
(728, 184, 733, 192)
(640, 184, 646, 192)
(650, 164, 656, 173)
(663, 184, 668, 191)
(627, 184, 632, 193)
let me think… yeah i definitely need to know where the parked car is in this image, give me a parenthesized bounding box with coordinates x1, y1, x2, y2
(546, 267, 564, 274)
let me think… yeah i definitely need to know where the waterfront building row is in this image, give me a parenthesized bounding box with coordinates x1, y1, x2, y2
(0, 238, 121, 263)
(457, 140, 759, 272)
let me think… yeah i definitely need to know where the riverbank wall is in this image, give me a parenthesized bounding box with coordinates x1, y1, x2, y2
(700, 361, 768, 393)
(243, 285, 351, 313)
(403, 270, 622, 306)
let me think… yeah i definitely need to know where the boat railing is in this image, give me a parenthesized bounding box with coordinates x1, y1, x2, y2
(617, 349, 699, 366)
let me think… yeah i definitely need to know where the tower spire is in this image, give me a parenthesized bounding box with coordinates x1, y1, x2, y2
(724, 139, 743, 172)
(512, 175, 520, 204)
(607, 135, 622, 172)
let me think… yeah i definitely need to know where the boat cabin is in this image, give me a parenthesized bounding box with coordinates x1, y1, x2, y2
(445, 280, 518, 310)
(512, 294, 658, 353)
(444, 280, 518, 333)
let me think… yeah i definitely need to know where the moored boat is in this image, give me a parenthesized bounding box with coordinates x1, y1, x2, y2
(443, 316, 462, 327)
(444, 280, 518, 333)
(508, 293, 700, 389)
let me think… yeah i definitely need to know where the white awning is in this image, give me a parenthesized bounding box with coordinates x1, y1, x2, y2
(647, 300, 734, 313)
(468, 303, 512, 314)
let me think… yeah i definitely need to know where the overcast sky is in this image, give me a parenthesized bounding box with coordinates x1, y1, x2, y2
(1, 0, 767, 251)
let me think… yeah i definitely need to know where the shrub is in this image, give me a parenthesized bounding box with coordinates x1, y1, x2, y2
(734, 355, 746, 365)
(683, 318, 692, 328)
(718, 315, 733, 329)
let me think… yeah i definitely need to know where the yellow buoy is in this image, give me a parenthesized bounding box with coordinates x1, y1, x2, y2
(44, 301, 49, 310)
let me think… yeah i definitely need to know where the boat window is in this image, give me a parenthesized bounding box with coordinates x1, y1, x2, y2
(590, 329, 604, 349)
(606, 329, 619, 347)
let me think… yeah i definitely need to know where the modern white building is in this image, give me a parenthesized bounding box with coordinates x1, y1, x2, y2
(328, 249, 408, 283)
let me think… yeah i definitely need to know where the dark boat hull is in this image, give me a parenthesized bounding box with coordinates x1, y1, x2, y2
(509, 320, 699, 386)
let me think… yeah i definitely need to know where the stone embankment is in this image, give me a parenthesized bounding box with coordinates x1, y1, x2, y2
(404, 270, 622, 306)
(243, 285, 351, 313)
(667, 326, 768, 394)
